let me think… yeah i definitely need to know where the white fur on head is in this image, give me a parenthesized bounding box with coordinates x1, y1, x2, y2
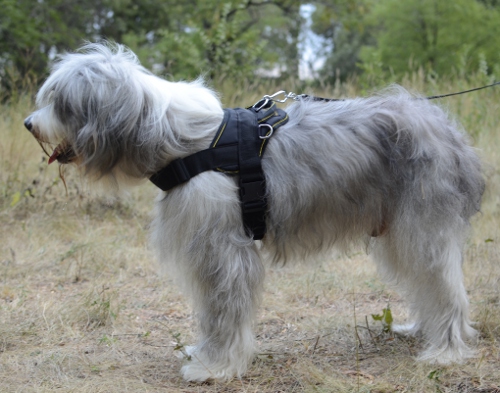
(30, 42, 223, 189)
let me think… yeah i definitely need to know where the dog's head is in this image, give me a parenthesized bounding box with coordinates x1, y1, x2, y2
(25, 42, 224, 189)
(24, 43, 176, 186)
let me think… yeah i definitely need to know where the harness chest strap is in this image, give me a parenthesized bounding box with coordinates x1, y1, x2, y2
(149, 101, 289, 240)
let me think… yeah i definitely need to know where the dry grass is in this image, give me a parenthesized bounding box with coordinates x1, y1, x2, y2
(1, 77, 499, 392)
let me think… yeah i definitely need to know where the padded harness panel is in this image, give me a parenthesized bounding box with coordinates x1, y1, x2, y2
(150, 101, 288, 240)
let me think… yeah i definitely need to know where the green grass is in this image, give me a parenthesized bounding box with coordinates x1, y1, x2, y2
(1, 75, 499, 392)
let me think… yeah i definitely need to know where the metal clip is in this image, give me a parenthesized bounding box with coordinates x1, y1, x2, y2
(264, 90, 299, 103)
(252, 90, 299, 110)
(263, 90, 287, 102)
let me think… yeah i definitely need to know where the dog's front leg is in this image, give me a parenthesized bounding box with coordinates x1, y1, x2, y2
(151, 173, 265, 382)
(180, 233, 264, 382)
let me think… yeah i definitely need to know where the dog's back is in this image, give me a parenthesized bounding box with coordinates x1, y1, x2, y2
(263, 91, 483, 263)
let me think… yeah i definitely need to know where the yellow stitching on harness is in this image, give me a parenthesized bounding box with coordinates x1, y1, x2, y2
(259, 140, 267, 156)
(259, 111, 277, 124)
(215, 167, 239, 174)
(212, 122, 227, 147)
(272, 114, 289, 128)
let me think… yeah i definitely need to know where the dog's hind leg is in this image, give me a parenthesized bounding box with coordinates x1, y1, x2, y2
(372, 218, 476, 364)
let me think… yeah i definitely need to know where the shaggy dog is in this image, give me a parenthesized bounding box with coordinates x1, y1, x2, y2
(24, 43, 484, 382)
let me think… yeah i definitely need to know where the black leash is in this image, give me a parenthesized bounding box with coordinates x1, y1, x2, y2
(424, 80, 500, 100)
(265, 81, 500, 104)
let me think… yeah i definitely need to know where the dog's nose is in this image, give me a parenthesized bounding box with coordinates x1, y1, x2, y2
(24, 117, 33, 131)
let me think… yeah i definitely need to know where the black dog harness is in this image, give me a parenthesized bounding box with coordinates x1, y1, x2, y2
(149, 99, 289, 240)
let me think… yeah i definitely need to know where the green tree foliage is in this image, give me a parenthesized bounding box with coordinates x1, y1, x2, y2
(122, 1, 270, 80)
(120, 0, 305, 81)
(359, 0, 500, 79)
(0, 0, 304, 98)
(2, 0, 500, 99)
(0, 0, 96, 95)
(311, 0, 374, 81)
(311, 0, 500, 83)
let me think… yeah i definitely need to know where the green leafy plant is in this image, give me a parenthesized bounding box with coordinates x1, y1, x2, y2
(83, 286, 119, 329)
(427, 369, 444, 393)
(371, 306, 393, 333)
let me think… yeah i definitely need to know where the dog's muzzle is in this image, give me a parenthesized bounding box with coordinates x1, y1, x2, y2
(24, 116, 76, 164)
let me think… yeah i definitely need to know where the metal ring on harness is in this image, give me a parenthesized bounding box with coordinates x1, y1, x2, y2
(258, 124, 274, 139)
(252, 98, 270, 111)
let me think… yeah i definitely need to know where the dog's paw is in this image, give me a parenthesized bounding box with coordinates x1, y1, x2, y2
(181, 361, 216, 382)
(178, 346, 250, 382)
(391, 322, 420, 337)
(418, 344, 476, 365)
(180, 353, 236, 382)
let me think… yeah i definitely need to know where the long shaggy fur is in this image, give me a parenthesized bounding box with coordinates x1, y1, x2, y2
(25, 43, 484, 381)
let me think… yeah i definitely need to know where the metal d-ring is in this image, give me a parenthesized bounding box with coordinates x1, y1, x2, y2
(252, 98, 270, 111)
(259, 124, 274, 139)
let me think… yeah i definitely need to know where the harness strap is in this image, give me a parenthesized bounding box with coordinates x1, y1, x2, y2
(236, 107, 268, 239)
(149, 101, 288, 241)
(149, 144, 238, 191)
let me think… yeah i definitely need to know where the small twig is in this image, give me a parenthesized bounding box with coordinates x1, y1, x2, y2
(258, 352, 278, 357)
(354, 325, 364, 352)
(142, 342, 175, 348)
(365, 315, 380, 351)
(293, 331, 337, 341)
(353, 292, 361, 392)
(312, 335, 320, 354)
(153, 319, 170, 329)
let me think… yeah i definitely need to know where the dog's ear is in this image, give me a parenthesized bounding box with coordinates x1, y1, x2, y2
(52, 85, 87, 136)
(72, 74, 159, 179)
(73, 81, 131, 177)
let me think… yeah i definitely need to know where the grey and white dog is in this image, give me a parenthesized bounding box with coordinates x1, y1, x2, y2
(25, 43, 484, 381)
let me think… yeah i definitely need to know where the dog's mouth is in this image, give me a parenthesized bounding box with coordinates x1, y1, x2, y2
(35, 138, 76, 165)
(47, 142, 76, 165)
